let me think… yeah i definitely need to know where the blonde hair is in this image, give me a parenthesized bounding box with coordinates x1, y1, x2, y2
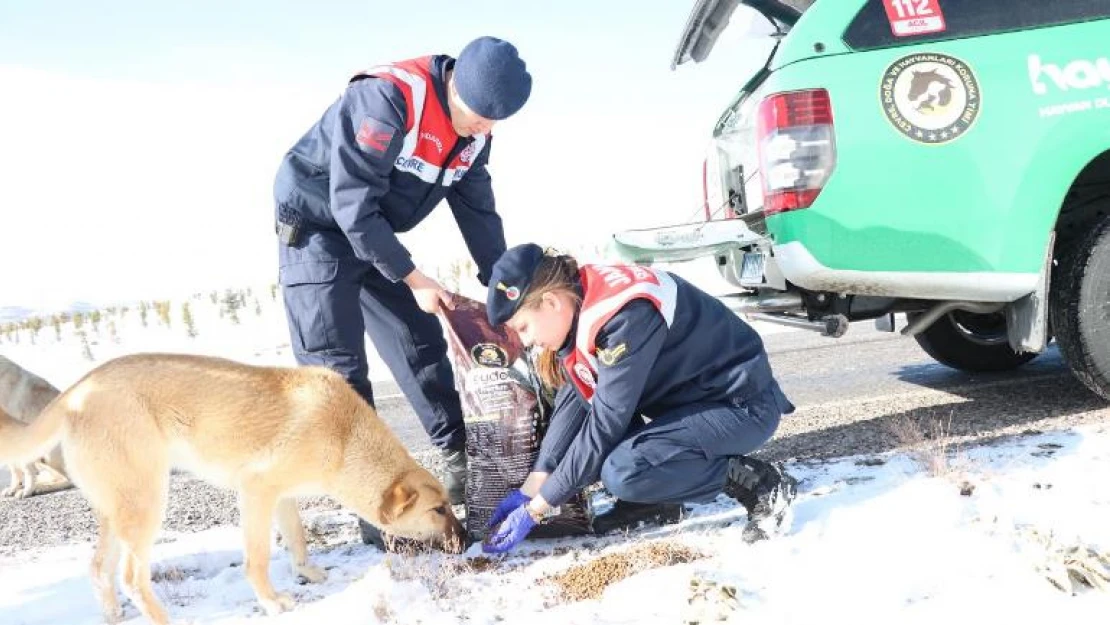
(518, 250, 580, 390)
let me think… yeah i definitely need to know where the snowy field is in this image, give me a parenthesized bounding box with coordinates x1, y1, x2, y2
(2, 256, 1109, 624)
(2, 426, 1109, 624)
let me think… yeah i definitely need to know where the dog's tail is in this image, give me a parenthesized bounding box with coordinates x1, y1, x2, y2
(0, 396, 66, 465)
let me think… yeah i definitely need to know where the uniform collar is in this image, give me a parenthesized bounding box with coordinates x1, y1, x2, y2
(557, 317, 578, 359)
(430, 55, 456, 126)
(557, 275, 585, 358)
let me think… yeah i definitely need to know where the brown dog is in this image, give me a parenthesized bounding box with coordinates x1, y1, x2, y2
(0, 354, 70, 497)
(0, 353, 465, 624)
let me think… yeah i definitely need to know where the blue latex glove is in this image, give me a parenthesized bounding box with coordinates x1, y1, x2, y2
(483, 505, 536, 554)
(488, 489, 531, 528)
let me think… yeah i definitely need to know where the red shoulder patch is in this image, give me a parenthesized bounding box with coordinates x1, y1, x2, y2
(355, 117, 395, 155)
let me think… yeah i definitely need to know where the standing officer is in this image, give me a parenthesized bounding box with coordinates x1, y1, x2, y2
(272, 37, 532, 525)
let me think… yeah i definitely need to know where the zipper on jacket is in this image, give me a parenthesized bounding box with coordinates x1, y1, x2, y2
(423, 137, 469, 206)
(435, 138, 467, 186)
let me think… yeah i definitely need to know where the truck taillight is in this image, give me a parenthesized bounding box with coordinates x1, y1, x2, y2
(756, 89, 835, 216)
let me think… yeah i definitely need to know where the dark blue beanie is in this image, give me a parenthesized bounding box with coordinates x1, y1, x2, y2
(454, 37, 532, 120)
(487, 243, 545, 326)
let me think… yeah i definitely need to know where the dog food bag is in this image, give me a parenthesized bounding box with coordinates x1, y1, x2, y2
(440, 296, 591, 540)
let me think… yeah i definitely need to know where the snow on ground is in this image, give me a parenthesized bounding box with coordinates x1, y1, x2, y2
(8, 259, 1099, 624)
(2, 425, 1109, 624)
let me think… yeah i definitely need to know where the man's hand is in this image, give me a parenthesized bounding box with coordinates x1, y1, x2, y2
(488, 489, 531, 528)
(482, 505, 536, 554)
(403, 269, 455, 314)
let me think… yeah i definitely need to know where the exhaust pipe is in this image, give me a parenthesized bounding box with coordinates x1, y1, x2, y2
(719, 292, 804, 314)
(749, 313, 849, 338)
(720, 292, 847, 337)
(901, 301, 1004, 337)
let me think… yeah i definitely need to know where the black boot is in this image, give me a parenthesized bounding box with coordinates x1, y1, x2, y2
(441, 447, 467, 506)
(724, 456, 798, 542)
(591, 500, 684, 535)
(359, 519, 386, 549)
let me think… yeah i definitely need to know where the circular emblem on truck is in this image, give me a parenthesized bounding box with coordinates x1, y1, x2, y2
(879, 52, 980, 144)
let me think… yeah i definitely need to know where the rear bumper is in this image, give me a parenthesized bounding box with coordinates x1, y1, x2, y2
(610, 221, 1039, 303)
(775, 242, 1039, 302)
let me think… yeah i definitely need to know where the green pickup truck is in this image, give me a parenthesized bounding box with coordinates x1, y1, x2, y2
(614, 0, 1110, 398)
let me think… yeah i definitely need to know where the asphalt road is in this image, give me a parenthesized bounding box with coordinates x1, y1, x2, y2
(374, 321, 1106, 459)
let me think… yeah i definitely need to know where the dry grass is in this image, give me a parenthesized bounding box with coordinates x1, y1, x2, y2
(545, 540, 706, 603)
(381, 549, 541, 619)
(385, 554, 487, 607)
(151, 565, 199, 607)
(1017, 526, 1110, 593)
(150, 565, 194, 583)
(886, 410, 973, 483)
(372, 595, 396, 622)
(684, 576, 742, 624)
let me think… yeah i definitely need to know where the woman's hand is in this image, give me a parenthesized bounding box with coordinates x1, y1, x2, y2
(482, 504, 537, 553)
(487, 489, 531, 528)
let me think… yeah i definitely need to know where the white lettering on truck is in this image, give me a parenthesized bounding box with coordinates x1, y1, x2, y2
(1029, 54, 1110, 95)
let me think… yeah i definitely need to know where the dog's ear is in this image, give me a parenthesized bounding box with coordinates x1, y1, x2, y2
(379, 481, 418, 524)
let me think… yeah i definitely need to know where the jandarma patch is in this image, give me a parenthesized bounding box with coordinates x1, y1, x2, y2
(880, 52, 980, 144)
(355, 117, 394, 155)
(573, 363, 596, 389)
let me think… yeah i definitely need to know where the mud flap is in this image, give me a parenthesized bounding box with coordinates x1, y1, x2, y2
(1006, 232, 1054, 354)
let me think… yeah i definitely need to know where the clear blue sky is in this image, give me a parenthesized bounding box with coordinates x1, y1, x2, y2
(0, 0, 773, 308)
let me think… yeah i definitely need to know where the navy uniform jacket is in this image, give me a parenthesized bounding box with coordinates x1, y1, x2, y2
(538, 273, 776, 506)
(273, 54, 506, 284)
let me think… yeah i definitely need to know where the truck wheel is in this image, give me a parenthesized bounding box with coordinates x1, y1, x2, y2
(1050, 218, 1110, 400)
(909, 310, 1038, 372)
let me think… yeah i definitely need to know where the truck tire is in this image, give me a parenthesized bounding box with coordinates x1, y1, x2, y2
(1050, 217, 1110, 401)
(909, 310, 1038, 372)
